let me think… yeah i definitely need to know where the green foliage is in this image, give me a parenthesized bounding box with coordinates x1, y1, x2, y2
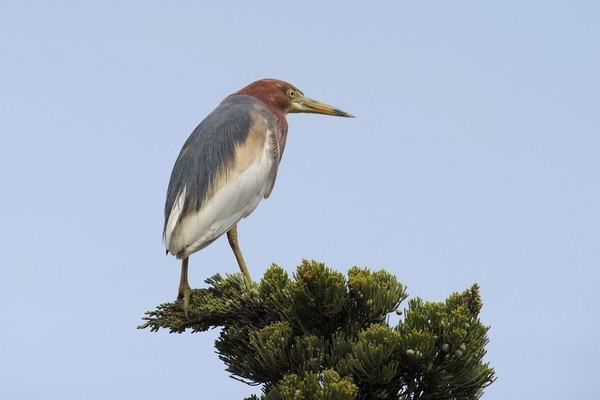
(140, 260, 495, 399)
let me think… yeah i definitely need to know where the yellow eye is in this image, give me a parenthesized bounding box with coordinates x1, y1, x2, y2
(287, 89, 296, 98)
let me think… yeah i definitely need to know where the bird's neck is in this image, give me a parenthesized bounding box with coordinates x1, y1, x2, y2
(231, 92, 289, 134)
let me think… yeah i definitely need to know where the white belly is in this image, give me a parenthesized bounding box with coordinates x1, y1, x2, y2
(165, 142, 274, 259)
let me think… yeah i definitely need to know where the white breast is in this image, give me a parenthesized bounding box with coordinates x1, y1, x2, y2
(165, 131, 276, 259)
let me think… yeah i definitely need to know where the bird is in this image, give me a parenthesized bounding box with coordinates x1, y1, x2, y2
(163, 78, 353, 316)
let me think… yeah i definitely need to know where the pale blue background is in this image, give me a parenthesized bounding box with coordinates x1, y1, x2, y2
(1, 1, 598, 399)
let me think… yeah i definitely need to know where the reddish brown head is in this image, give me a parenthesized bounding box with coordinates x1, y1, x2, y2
(234, 78, 354, 119)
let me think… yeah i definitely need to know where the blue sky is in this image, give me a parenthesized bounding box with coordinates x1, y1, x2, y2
(1, 1, 598, 399)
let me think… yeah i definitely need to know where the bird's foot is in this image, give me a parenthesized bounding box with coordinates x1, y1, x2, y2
(177, 282, 192, 320)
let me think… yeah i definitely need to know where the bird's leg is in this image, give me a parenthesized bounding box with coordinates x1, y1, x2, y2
(177, 257, 192, 319)
(227, 225, 253, 283)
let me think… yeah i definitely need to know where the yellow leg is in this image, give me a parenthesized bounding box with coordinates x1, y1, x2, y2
(177, 257, 192, 319)
(227, 225, 252, 283)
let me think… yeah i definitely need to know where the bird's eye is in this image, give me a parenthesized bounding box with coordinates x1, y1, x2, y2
(287, 89, 296, 98)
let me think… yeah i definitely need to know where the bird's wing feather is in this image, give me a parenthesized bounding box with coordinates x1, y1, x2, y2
(164, 95, 280, 258)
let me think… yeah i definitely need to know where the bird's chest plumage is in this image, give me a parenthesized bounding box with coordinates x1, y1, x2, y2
(164, 95, 287, 258)
(270, 111, 288, 162)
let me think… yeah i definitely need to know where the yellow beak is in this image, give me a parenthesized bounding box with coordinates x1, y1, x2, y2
(291, 96, 354, 117)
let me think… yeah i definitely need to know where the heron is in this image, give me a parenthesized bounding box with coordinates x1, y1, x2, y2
(164, 78, 353, 316)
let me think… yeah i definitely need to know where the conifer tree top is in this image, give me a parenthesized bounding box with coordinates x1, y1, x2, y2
(140, 260, 495, 399)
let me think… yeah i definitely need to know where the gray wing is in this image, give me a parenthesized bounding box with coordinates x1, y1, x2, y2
(163, 95, 257, 235)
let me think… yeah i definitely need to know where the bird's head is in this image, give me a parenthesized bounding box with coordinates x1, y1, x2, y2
(235, 79, 354, 118)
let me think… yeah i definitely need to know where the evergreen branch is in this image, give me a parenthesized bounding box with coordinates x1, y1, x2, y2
(139, 260, 495, 399)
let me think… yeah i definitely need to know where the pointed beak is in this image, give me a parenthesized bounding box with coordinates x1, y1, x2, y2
(291, 96, 354, 118)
